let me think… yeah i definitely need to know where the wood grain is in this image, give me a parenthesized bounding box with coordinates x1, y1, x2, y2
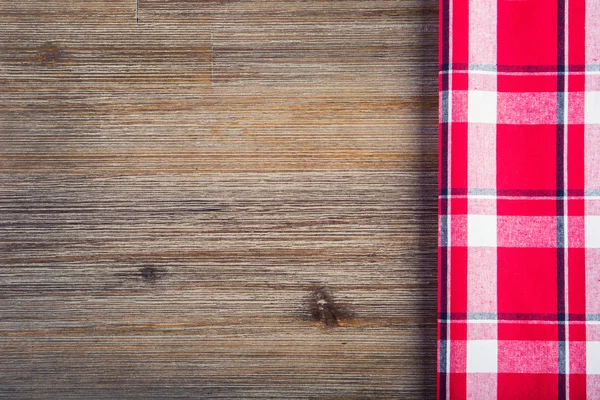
(0, 0, 438, 398)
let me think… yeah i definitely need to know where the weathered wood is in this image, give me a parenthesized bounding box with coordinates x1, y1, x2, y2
(0, 0, 135, 23)
(0, 0, 438, 398)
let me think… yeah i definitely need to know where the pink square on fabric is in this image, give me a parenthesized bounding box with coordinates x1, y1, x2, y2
(498, 341, 558, 374)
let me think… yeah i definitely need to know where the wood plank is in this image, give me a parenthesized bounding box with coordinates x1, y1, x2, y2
(0, 25, 212, 94)
(0, 0, 438, 398)
(139, 0, 435, 24)
(0, 21, 436, 174)
(0, 0, 135, 23)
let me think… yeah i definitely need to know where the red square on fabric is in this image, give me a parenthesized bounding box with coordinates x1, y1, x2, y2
(451, 197, 468, 215)
(451, 322, 467, 340)
(569, 199, 584, 216)
(452, 0, 469, 65)
(569, 324, 586, 342)
(568, 124, 585, 192)
(497, 373, 558, 400)
(568, 248, 586, 314)
(497, 124, 556, 192)
(568, 0, 586, 67)
(449, 373, 467, 400)
(498, 322, 557, 341)
(569, 74, 585, 92)
(497, 198, 557, 217)
(450, 247, 468, 314)
(498, 74, 557, 93)
(453, 72, 468, 91)
(497, 0, 557, 67)
(497, 248, 557, 315)
(569, 374, 586, 400)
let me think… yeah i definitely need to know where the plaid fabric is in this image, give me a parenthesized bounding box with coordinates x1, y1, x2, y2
(438, 1, 600, 399)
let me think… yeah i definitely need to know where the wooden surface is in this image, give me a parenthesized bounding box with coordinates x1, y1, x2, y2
(0, 1, 438, 398)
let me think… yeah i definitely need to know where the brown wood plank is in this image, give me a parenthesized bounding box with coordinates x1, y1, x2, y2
(0, 25, 212, 94)
(139, 0, 434, 24)
(0, 0, 135, 23)
(0, 0, 438, 398)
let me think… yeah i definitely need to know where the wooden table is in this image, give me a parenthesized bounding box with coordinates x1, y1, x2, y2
(0, 1, 438, 398)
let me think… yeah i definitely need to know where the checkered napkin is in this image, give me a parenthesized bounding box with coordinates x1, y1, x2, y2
(438, 0, 600, 398)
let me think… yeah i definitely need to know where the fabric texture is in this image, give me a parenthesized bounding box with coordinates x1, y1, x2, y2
(438, 1, 600, 399)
